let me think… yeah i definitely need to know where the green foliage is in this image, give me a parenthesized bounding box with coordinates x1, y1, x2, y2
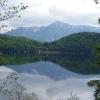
(0, 34, 41, 48)
(0, 34, 42, 65)
(51, 32, 100, 47)
(88, 80, 100, 100)
(0, 55, 39, 65)
(46, 32, 100, 74)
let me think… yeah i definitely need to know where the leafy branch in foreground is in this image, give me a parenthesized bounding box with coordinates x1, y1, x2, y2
(93, 0, 100, 24)
(0, 0, 28, 31)
(0, 72, 39, 100)
(88, 80, 100, 100)
(89, 42, 100, 100)
(94, 0, 99, 4)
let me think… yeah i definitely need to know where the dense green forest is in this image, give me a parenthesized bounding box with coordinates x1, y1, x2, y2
(0, 32, 100, 74)
(41, 32, 100, 74)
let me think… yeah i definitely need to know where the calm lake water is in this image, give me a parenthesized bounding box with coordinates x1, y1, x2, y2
(6, 61, 100, 100)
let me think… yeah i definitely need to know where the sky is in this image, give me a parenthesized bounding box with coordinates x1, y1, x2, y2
(6, 0, 100, 28)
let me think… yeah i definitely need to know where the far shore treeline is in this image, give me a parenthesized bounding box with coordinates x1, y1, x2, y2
(0, 32, 100, 74)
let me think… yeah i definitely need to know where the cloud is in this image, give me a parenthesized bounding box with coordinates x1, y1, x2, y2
(5, 0, 100, 28)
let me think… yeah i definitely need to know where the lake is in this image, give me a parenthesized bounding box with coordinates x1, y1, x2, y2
(6, 60, 100, 100)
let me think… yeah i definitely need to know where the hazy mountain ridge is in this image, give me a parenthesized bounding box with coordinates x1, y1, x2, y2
(5, 21, 100, 42)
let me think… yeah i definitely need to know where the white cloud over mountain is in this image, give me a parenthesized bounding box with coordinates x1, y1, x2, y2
(7, 0, 100, 28)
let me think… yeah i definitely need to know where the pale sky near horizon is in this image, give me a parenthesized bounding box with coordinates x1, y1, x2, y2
(7, 0, 100, 28)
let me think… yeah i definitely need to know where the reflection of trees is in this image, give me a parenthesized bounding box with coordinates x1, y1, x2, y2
(34, 52, 96, 74)
(67, 93, 79, 100)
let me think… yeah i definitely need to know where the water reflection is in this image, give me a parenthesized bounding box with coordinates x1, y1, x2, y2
(19, 73, 95, 100)
(6, 54, 100, 100)
(6, 60, 100, 100)
(6, 52, 97, 74)
(8, 61, 100, 80)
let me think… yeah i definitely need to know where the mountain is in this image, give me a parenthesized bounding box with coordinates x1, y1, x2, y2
(5, 21, 100, 42)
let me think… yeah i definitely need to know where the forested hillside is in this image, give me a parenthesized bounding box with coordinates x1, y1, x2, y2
(0, 34, 41, 55)
(0, 32, 100, 74)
